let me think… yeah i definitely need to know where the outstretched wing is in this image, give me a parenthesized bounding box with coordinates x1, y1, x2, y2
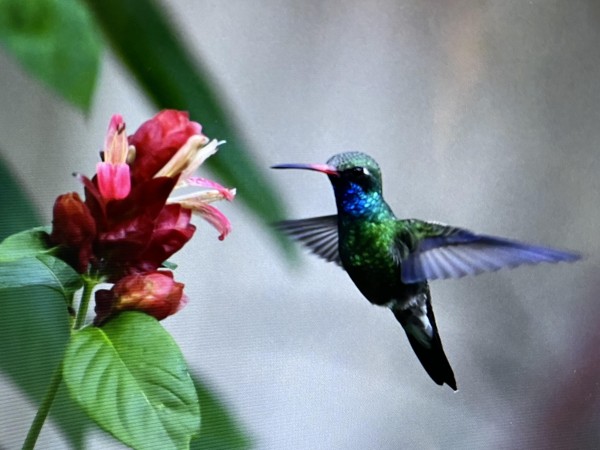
(401, 220, 581, 283)
(274, 215, 342, 266)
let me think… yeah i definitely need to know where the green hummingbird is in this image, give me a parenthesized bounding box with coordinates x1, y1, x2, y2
(272, 151, 580, 391)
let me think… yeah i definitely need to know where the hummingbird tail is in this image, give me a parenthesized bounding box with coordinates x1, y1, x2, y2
(391, 285, 457, 391)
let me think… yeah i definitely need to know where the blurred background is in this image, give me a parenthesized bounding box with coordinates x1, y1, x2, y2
(1, 0, 599, 448)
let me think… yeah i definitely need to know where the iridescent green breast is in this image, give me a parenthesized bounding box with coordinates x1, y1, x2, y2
(338, 218, 402, 305)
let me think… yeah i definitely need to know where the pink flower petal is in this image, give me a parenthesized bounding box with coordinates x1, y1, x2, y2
(200, 204, 231, 240)
(96, 162, 131, 200)
(181, 201, 232, 240)
(103, 114, 129, 165)
(104, 115, 123, 152)
(185, 177, 236, 201)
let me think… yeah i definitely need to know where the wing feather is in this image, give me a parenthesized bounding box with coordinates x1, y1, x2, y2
(274, 215, 342, 266)
(401, 220, 580, 283)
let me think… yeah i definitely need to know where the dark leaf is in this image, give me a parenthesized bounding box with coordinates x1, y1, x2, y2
(0, 255, 82, 301)
(0, 226, 53, 262)
(191, 373, 253, 450)
(0, 153, 41, 241)
(0, 0, 102, 111)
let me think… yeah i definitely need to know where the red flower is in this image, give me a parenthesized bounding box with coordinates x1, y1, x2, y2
(47, 110, 235, 324)
(94, 271, 186, 324)
(50, 110, 234, 281)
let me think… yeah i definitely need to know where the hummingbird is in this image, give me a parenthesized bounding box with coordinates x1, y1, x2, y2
(272, 151, 580, 391)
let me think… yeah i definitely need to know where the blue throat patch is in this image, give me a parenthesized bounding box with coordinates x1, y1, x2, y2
(337, 182, 383, 218)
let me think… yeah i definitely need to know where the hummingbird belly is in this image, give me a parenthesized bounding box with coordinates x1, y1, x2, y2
(339, 221, 404, 306)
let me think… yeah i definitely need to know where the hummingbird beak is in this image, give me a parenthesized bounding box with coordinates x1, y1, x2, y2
(271, 163, 339, 176)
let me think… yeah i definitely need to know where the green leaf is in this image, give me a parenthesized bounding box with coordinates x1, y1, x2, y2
(191, 373, 252, 450)
(63, 311, 200, 450)
(82, 0, 292, 251)
(0, 226, 53, 262)
(0, 255, 81, 300)
(0, 0, 102, 111)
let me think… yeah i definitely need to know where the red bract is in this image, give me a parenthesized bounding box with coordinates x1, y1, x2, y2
(94, 271, 186, 324)
(128, 204, 196, 274)
(129, 110, 203, 184)
(81, 174, 189, 280)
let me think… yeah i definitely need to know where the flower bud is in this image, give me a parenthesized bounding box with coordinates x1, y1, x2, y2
(50, 192, 96, 271)
(110, 271, 186, 321)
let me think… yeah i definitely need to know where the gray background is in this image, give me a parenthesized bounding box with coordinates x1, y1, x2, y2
(1, 1, 598, 448)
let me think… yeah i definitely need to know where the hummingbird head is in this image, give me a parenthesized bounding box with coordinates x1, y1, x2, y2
(272, 151, 382, 190)
(272, 152, 387, 218)
(324, 151, 382, 193)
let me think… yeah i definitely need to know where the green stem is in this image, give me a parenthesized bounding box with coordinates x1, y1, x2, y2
(21, 363, 64, 450)
(74, 276, 96, 330)
(22, 277, 97, 449)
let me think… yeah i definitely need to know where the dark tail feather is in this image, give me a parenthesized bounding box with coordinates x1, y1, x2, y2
(403, 323, 457, 391)
(392, 286, 457, 391)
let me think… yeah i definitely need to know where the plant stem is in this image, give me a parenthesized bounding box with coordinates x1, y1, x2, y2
(22, 277, 97, 449)
(21, 363, 64, 450)
(74, 276, 96, 330)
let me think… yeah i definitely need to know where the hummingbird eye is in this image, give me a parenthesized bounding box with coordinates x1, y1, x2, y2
(350, 166, 369, 177)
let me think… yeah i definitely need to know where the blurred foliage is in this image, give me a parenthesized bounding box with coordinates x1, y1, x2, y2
(0, 155, 41, 241)
(0, 0, 101, 112)
(191, 374, 253, 449)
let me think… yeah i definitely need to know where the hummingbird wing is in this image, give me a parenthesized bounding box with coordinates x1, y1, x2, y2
(274, 215, 342, 266)
(400, 220, 581, 283)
